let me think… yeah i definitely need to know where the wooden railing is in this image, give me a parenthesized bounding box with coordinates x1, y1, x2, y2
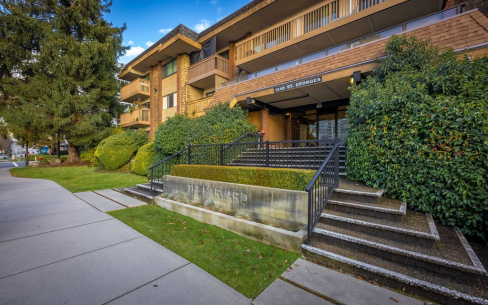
(120, 78, 150, 102)
(235, 0, 388, 61)
(120, 108, 150, 127)
(188, 55, 230, 84)
(187, 96, 212, 118)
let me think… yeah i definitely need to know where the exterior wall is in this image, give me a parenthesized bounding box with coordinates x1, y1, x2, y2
(149, 65, 159, 138)
(188, 96, 212, 118)
(248, 111, 262, 130)
(268, 113, 282, 142)
(161, 73, 178, 122)
(178, 54, 190, 113)
(210, 11, 488, 106)
(215, 75, 228, 91)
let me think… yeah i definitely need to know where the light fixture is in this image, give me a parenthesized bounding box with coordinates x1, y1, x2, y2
(154, 88, 157, 93)
(317, 102, 323, 108)
(351, 70, 362, 85)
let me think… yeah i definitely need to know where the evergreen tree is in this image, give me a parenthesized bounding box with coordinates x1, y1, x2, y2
(0, 0, 127, 163)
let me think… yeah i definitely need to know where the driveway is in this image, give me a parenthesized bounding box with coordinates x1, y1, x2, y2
(0, 168, 250, 304)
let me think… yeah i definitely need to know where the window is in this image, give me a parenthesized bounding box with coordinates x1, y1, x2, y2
(218, 50, 229, 60)
(163, 59, 177, 78)
(206, 91, 215, 97)
(163, 92, 177, 109)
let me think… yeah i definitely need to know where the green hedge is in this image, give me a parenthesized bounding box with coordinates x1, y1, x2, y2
(80, 148, 96, 166)
(171, 165, 316, 191)
(347, 35, 488, 238)
(131, 142, 157, 176)
(95, 129, 148, 171)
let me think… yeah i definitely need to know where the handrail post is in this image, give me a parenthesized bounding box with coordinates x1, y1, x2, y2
(220, 143, 224, 166)
(307, 191, 312, 245)
(150, 168, 153, 192)
(334, 138, 340, 187)
(265, 141, 269, 167)
(187, 145, 191, 164)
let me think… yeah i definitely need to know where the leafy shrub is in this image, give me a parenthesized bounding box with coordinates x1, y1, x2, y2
(153, 102, 256, 156)
(95, 129, 148, 171)
(171, 165, 316, 191)
(131, 142, 157, 176)
(80, 148, 96, 166)
(347, 35, 488, 238)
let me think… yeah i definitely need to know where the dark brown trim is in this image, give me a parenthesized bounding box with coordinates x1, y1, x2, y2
(158, 61, 163, 124)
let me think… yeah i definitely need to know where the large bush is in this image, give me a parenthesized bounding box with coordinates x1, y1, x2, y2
(347, 35, 488, 238)
(95, 129, 148, 171)
(131, 142, 157, 176)
(80, 148, 96, 166)
(171, 165, 316, 191)
(153, 102, 257, 158)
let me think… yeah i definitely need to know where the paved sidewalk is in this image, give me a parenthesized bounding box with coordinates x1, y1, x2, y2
(0, 168, 250, 305)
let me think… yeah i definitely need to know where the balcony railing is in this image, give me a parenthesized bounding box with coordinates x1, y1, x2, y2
(188, 96, 212, 118)
(188, 55, 230, 85)
(120, 78, 150, 102)
(120, 108, 150, 128)
(236, 0, 388, 62)
(222, 5, 463, 88)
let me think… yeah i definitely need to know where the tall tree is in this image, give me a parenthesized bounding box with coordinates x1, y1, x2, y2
(0, 0, 127, 163)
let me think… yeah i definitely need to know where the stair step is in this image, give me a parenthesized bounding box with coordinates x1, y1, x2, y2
(313, 226, 485, 276)
(124, 186, 161, 200)
(332, 181, 384, 204)
(327, 198, 406, 221)
(302, 241, 488, 305)
(229, 162, 346, 170)
(137, 183, 163, 192)
(149, 180, 164, 186)
(321, 209, 439, 241)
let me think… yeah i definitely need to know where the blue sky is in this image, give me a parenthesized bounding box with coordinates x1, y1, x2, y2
(104, 0, 250, 64)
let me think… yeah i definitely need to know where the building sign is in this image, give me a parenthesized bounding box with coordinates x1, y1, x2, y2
(187, 183, 248, 204)
(274, 76, 322, 93)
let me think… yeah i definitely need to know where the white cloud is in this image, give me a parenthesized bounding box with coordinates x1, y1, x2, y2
(217, 7, 222, 15)
(128, 41, 134, 45)
(194, 19, 211, 33)
(210, 0, 218, 4)
(159, 28, 172, 35)
(125, 46, 145, 57)
(145, 41, 154, 47)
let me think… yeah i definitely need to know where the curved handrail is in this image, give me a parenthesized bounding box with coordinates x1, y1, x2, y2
(305, 143, 339, 192)
(148, 147, 188, 170)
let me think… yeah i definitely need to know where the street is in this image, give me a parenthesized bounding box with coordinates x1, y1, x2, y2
(0, 161, 26, 168)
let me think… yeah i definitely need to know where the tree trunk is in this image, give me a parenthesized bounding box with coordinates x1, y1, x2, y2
(25, 141, 29, 166)
(66, 142, 82, 163)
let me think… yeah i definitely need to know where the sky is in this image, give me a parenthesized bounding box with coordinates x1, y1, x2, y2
(104, 0, 251, 65)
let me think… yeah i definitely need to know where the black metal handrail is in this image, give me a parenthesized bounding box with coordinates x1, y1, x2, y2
(149, 147, 189, 191)
(305, 138, 340, 244)
(223, 132, 262, 150)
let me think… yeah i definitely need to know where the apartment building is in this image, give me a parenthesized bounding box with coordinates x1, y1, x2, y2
(118, 0, 488, 141)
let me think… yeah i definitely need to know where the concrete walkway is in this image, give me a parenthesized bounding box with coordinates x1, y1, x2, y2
(0, 168, 250, 305)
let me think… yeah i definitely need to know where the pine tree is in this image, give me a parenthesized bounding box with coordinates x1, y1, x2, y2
(0, 0, 127, 163)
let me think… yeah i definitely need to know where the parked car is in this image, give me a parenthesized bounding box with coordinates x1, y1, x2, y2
(0, 154, 7, 160)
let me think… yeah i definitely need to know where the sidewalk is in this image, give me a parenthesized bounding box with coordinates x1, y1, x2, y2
(0, 168, 250, 304)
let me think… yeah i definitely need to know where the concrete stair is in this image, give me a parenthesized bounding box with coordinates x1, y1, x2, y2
(124, 181, 163, 200)
(303, 179, 488, 305)
(227, 146, 347, 175)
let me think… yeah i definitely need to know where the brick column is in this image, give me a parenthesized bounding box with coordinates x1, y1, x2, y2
(158, 61, 163, 124)
(149, 67, 154, 139)
(261, 108, 269, 142)
(279, 114, 285, 141)
(176, 55, 181, 114)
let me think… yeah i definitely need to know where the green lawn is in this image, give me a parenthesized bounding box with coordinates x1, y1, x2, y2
(10, 166, 148, 193)
(109, 205, 300, 298)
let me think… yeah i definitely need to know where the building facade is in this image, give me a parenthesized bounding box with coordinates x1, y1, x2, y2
(118, 0, 488, 142)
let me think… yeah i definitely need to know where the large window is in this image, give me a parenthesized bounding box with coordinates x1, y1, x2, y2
(163, 92, 177, 109)
(163, 59, 177, 78)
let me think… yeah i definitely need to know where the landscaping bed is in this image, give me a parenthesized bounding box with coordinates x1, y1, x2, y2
(10, 166, 148, 193)
(108, 204, 300, 299)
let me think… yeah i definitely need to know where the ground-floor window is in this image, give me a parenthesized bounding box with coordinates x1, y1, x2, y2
(292, 105, 348, 144)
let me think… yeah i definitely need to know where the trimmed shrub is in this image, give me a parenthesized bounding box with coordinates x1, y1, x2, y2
(80, 148, 96, 166)
(347, 35, 488, 238)
(171, 165, 316, 191)
(131, 142, 157, 176)
(95, 129, 148, 171)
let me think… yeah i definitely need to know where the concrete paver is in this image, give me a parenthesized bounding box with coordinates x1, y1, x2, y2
(74, 191, 126, 212)
(109, 263, 251, 305)
(0, 200, 91, 223)
(281, 258, 423, 305)
(94, 189, 147, 207)
(0, 219, 142, 278)
(252, 279, 332, 305)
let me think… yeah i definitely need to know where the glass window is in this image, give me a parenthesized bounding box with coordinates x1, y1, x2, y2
(301, 51, 325, 64)
(327, 44, 347, 56)
(218, 50, 229, 60)
(163, 59, 177, 78)
(362, 25, 403, 44)
(407, 8, 456, 31)
(206, 91, 215, 97)
(163, 92, 177, 109)
(277, 60, 299, 71)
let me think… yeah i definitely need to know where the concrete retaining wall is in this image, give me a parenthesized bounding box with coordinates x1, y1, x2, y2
(163, 175, 308, 231)
(154, 197, 307, 253)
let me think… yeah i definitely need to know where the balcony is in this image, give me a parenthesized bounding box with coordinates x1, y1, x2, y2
(120, 78, 150, 103)
(188, 96, 212, 118)
(235, 0, 444, 72)
(120, 108, 150, 129)
(188, 55, 230, 89)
